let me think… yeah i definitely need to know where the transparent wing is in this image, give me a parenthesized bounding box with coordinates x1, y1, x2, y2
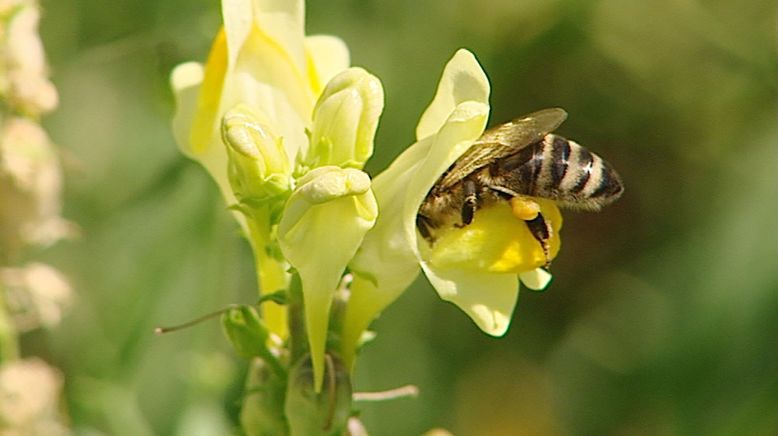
(437, 108, 568, 190)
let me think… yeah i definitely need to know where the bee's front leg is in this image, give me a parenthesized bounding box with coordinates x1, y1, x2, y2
(416, 214, 434, 241)
(458, 179, 478, 227)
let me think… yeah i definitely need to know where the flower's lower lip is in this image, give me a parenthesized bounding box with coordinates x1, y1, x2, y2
(422, 200, 561, 275)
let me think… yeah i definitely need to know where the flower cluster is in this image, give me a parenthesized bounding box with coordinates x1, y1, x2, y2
(0, 2, 72, 434)
(171, 0, 383, 391)
(1, 0, 73, 342)
(171, 0, 563, 397)
(1, 1, 73, 254)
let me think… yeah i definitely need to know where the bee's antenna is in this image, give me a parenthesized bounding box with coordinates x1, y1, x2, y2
(154, 304, 239, 335)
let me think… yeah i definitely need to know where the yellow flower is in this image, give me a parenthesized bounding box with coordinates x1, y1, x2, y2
(342, 49, 562, 367)
(170, 0, 351, 220)
(278, 166, 377, 392)
(170, 0, 383, 392)
(171, 0, 349, 339)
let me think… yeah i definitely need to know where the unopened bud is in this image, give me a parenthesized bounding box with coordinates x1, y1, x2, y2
(221, 105, 292, 203)
(305, 68, 384, 169)
(285, 354, 352, 436)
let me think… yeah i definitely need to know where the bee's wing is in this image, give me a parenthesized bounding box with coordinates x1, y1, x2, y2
(437, 108, 568, 189)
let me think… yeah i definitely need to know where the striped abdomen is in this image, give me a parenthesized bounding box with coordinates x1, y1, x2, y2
(490, 134, 624, 210)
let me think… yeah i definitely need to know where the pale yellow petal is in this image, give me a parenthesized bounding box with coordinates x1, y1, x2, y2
(189, 0, 311, 181)
(222, 0, 253, 69)
(251, 0, 306, 75)
(234, 26, 313, 122)
(343, 138, 432, 368)
(421, 264, 519, 336)
(305, 35, 350, 96)
(170, 57, 237, 219)
(219, 0, 313, 162)
(171, 36, 245, 231)
(191, 29, 228, 156)
(519, 268, 553, 291)
(338, 276, 389, 368)
(170, 62, 204, 156)
(415, 49, 490, 140)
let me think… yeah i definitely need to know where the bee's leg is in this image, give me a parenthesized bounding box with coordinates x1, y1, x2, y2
(525, 212, 552, 267)
(416, 214, 433, 241)
(458, 179, 478, 226)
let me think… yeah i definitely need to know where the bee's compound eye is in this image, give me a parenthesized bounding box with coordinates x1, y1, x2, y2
(509, 197, 540, 221)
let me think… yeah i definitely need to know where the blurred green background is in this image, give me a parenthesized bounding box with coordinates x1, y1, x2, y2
(28, 0, 777, 434)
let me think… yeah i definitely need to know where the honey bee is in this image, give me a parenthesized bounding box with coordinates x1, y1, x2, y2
(416, 108, 623, 264)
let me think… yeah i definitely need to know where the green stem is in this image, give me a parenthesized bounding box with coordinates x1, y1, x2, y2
(244, 208, 290, 337)
(287, 272, 307, 364)
(0, 286, 19, 363)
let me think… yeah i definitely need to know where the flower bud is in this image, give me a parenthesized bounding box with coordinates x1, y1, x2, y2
(221, 105, 293, 204)
(285, 354, 352, 436)
(240, 359, 288, 436)
(305, 68, 384, 169)
(221, 305, 271, 360)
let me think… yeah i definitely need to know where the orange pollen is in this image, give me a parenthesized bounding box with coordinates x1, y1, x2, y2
(509, 197, 541, 221)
